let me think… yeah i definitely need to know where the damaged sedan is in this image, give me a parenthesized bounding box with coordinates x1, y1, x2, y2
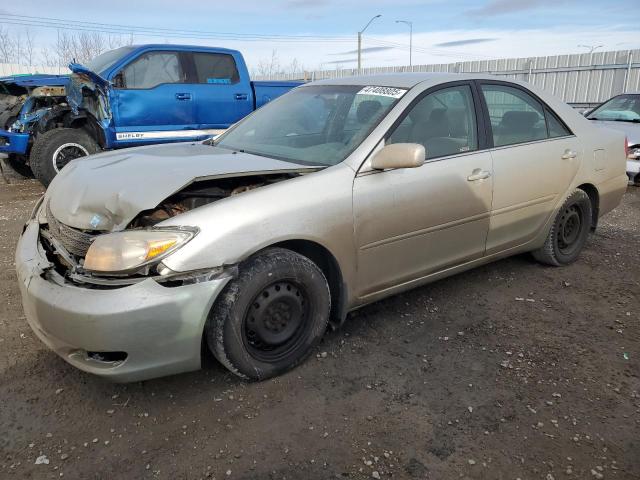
(16, 74, 628, 382)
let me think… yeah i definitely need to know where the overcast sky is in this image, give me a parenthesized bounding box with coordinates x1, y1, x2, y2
(1, 0, 637, 71)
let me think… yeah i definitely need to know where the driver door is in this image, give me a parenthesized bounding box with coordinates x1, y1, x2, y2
(353, 83, 493, 298)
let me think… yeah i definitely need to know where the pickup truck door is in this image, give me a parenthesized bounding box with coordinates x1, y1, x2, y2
(111, 51, 198, 144)
(184, 51, 254, 130)
(353, 83, 493, 298)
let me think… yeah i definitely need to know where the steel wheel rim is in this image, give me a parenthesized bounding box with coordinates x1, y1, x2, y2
(242, 280, 310, 362)
(52, 143, 89, 173)
(557, 204, 583, 254)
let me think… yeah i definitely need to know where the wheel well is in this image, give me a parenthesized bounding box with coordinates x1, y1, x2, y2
(65, 115, 106, 148)
(271, 240, 348, 330)
(577, 183, 599, 230)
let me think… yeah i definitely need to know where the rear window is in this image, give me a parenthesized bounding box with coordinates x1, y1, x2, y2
(192, 53, 240, 85)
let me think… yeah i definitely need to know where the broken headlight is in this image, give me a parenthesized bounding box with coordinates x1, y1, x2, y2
(83, 228, 197, 275)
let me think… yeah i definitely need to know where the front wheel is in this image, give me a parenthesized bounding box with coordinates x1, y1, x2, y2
(532, 189, 592, 266)
(206, 248, 331, 381)
(6, 154, 34, 178)
(30, 128, 99, 187)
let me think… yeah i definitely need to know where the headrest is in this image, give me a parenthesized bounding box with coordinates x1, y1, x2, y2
(500, 111, 540, 132)
(356, 100, 382, 124)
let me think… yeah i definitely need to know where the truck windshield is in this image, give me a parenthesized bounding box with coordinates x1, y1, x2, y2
(85, 46, 136, 76)
(216, 85, 406, 166)
(587, 94, 640, 122)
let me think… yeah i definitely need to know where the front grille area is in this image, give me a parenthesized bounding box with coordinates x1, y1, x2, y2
(45, 202, 97, 257)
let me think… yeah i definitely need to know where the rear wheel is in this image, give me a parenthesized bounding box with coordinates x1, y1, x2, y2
(30, 128, 99, 187)
(532, 189, 592, 266)
(206, 248, 331, 380)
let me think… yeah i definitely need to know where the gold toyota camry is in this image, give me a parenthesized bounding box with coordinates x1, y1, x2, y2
(16, 74, 628, 382)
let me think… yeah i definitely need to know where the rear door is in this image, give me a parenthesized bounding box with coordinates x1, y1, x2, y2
(112, 50, 197, 143)
(184, 52, 253, 130)
(478, 81, 580, 254)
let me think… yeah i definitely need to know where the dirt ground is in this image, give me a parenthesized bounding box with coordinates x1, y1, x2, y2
(0, 162, 638, 480)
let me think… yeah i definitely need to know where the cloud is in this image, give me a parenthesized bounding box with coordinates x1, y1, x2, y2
(331, 46, 394, 55)
(434, 38, 497, 47)
(468, 0, 572, 17)
(325, 58, 358, 64)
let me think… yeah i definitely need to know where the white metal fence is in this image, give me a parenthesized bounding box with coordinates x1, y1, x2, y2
(0, 63, 64, 76)
(255, 49, 640, 106)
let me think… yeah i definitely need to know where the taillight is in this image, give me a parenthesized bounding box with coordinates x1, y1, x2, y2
(625, 137, 630, 157)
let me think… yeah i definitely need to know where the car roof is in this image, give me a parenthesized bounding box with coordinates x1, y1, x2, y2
(307, 72, 502, 89)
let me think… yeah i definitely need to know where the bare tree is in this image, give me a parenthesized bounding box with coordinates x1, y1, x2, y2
(256, 49, 282, 78)
(0, 26, 19, 63)
(39, 30, 133, 68)
(23, 28, 36, 66)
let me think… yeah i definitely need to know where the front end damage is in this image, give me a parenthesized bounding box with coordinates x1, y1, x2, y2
(0, 76, 67, 156)
(15, 141, 321, 380)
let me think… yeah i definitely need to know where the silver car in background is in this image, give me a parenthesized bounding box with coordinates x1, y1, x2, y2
(16, 73, 628, 382)
(586, 93, 640, 184)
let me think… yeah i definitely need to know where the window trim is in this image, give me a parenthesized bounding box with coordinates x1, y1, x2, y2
(183, 51, 241, 86)
(475, 79, 574, 148)
(113, 50, 189, 90)
(382, 80, 488, 162)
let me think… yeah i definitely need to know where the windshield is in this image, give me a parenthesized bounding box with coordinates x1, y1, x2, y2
(216, 85, 407, 166)
(85, 46, 136, 76)
(587, 94, 640, 122)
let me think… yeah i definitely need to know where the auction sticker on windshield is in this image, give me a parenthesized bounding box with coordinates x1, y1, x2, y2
(357, 86, 407, 98)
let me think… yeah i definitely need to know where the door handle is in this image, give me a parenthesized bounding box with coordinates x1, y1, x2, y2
(561, 149, 577, 160)
(235, 93, 249, 101)
(467, 169, 491, 181)
(175, 93, 192, 100)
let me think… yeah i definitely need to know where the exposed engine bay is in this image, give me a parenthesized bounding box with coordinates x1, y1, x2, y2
(129, 173, 299, 228)
(0, 84, 67, 131)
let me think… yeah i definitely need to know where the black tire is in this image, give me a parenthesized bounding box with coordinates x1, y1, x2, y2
(30, 128, 99, 187)
(6, 154, 34, 178)
(206, 247, 331, 381)
(532, 189, 593, 266)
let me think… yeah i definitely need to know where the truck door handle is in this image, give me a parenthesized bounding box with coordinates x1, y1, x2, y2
(235, 93, 248, 100)
(175, 93, 192, 100)
(561, 149, 577, 160)
(467, 169, 491, 181)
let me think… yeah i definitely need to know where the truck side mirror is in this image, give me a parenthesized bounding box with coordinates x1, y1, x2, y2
(113, 72, 125, 89)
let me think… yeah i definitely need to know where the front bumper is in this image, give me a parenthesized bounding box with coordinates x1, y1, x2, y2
(15, 221, 231, 382)
(0, 129, 29, 155)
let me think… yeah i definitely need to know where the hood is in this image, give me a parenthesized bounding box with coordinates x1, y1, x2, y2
(590, 119, 640, 145)
(68, 63, 110, 88)
(46, 143, 319, 231)
(0, 74, 69, 89)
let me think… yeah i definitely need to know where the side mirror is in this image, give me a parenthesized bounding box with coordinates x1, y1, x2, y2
(371, 143, 426, 170)
(113, 72, 125, 89)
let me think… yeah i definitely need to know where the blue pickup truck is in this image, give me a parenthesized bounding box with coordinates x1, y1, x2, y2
(0, 45, 301, 185)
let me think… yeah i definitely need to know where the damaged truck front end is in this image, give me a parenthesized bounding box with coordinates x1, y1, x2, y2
(0, 74, 68, 174)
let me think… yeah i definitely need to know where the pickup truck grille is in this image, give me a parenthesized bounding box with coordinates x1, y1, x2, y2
(45, 202, 96, 257)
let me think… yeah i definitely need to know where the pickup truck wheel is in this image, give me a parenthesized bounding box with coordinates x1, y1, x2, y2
(6, 154, 34, 178)
(532, 189, 592, 266)
(31, 128, 99, 187)
(206, 248, 331, 381)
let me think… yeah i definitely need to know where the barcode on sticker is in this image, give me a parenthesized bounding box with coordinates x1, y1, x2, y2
(357, 86, 407, 98)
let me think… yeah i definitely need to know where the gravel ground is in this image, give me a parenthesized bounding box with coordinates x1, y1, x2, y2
(1, 161, 639, 480)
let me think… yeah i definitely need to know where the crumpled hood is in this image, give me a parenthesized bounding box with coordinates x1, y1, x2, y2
(45, 142, 317, 231)
(591, 120, 640, 146)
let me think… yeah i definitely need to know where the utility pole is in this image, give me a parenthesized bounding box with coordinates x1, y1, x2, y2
(396, 20, 413, 68)
(358, 14, 381, 74)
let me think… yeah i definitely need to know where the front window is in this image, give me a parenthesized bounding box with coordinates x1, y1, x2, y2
(587, 95, 640, 122)
(215, 85, 406, 166)
(85, 46, 136, 76)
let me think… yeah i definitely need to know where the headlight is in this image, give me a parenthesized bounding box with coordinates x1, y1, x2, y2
(83, 228, 196, 274)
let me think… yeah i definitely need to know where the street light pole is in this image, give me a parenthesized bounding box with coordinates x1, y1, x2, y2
(357, 14, 381, 74)
(396, 20, 413, 68)
(578, 44, 603, 54)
